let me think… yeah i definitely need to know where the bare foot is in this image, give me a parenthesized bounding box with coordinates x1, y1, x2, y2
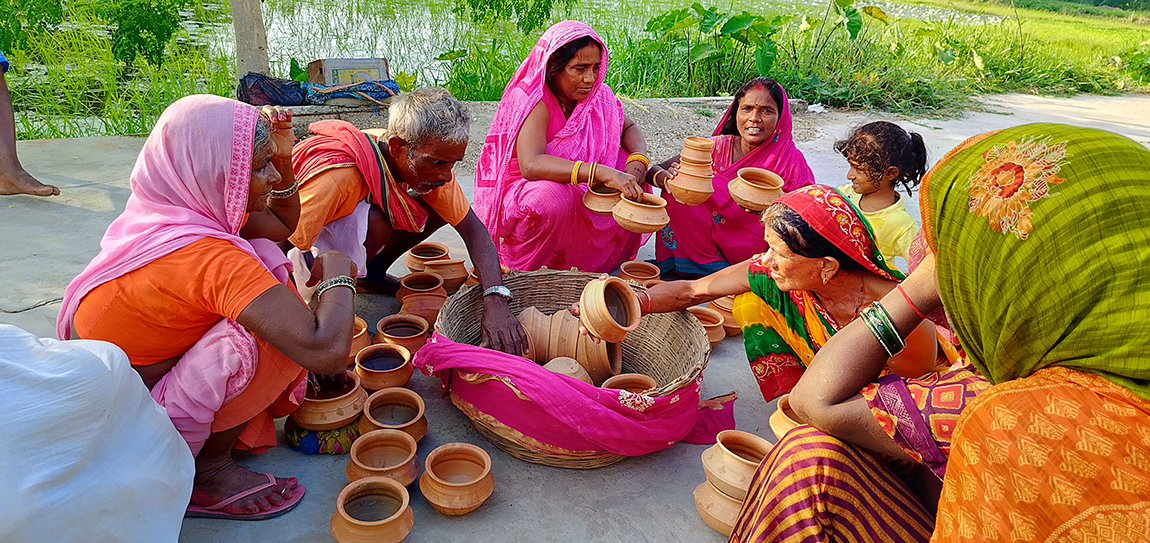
(0, 169, 59, 197)
(357, 273, 402, 295)
(190, 458, 299, 515)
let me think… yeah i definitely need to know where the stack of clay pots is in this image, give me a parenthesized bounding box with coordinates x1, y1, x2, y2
(769, 394, 801, 440)
(517, 306, 623, 386)
(729, 167, 785, 213)
(667, 136, 716, 206)
(612, 193, 670, 234)
(403, 242, 450, 273)
(707, 295, 742, 337)
(397, 272, 448, 328)
(291, 370, 370, 432)
(694, 430, 774, 536)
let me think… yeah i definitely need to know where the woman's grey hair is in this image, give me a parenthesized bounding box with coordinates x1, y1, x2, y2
(387, 87, 471, 146)
(253, 115, 272, 156)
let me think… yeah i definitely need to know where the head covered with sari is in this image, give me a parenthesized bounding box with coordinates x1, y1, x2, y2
(711, 77, 814, 191)
(922, 122, 1150, 400)
(473, 20, 626, 246)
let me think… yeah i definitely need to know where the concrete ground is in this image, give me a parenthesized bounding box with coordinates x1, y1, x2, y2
(3, 93, 1149, 542)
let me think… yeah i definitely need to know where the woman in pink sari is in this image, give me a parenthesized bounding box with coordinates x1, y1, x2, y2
(647, 77, 814, 277)
(474, 21, 650, 273)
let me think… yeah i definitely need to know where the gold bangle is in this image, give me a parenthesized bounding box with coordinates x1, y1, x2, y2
(571, 160, 584, 185)
(269, 182, 298, 199)
(626, 153, 650, 169)
(588, 162, 597, 186)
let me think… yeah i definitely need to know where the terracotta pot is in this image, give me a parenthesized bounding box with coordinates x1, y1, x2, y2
(543, 357, 593, 384)
(578, 277, 641, 343)
(582, 183, 623, 215)
(292, 371, 369, 431)
(886, 320, 939, 379)
(349, 316, 372, 367)
(729, 167, 785, 212)
(612, 193, 670, 234)
(667, 173, 714, 206)
(346, 429, 421, 486)
(516, 306, 551, 364)
(693, 480, 741, 537)
(681, 136, 715, 163)
(355, 344, 414, 392)
(331, 476, 414, 543)
(419, 443, 495, 516)
(769, 394, 802, 441)
(396, 272, 446, 302)
(688, 306, 726, 347)
(617, 260, 660, 284)
(399, 292, 448, 328)
(403, 242, 450, 273)
(677, 160, 714, 178)
(465, 265, 512, 286)
(373, 314, 430, 356)
(574, 334, 621, 385)
(423, 258, 468, 294)
(360, 387, 428, 442)
(709, 294, 742, 336)
(701, 430, 774, 501)
(602, 373, 657, 393)
(547, 309, 581, 361)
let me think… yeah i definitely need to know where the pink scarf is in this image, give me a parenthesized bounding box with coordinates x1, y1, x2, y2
(711, 83, 814, 191)
(473, 20, 627, 248)
(56, 95, 295, 454)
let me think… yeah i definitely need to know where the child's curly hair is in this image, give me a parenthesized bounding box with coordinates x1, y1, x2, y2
(834, 121, 927, 196)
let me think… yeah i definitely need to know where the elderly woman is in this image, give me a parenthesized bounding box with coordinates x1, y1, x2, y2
(57, 95, 356, 520)
(474, 20, 650, 273)
(646, 77, 814, 277)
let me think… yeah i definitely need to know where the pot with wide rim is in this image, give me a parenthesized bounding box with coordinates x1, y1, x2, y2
(419, 442, 495, 516)
(693, 480, 741, 537)
(396, 272, 446, 302)
(346, 429, 421, 486)
(769, 394, 801, 440)
(355, 344, 414, 392)
(330, 476, 414, 543)
(701, 430, 774, 500)
(423, 258, 468, 294)
(688, 306, 726, 347)
(582, 183, 623, 215)
(349, 316, 372, 367)
(543, 356, 593, 384)
(373, 314, 430, 355)
(578, 277, 641, 343)
(516, 306, 550, 364)
(403, 242, 450, 273)
(399, 292, 448, 329)
(601, 373, 657, 393)
(360, 387, 428, 441)
(681, 136, 715, 163)
(617, 260, 660, 284)
(292, 371, 369, 431)
(667, 174, 714, 206)
(612, 193, 669, 234)
(729, 167, 785, 212)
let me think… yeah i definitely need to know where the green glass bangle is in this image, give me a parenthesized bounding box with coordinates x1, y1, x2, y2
(872, 301, 906, 354)
(861, 302, 905, 357)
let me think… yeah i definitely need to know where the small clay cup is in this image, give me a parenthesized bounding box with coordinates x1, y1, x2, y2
(769, 394, 802, 441)
(602, 373, 657, 393)
(543, 356, 593, 384)
(582, 183, 623, 215)
(574, 334, 622, 385)
(346, 429, 421, 486)
(293, 371, 369, 431)
(355, 344, 414, 392)
(729, 167, 785, 212)
(349, 316, 372, 367)
(688, 306, 726, 347)
(701, 430, 774, 500)
(547, 309, 581, 361)
(419, 443, 495, 516)
(694, 480, 741, 537)
(373, 314, 430, 356)
(667, 174, 714, 206)
(423, 258, 468, 294)
(617, 260, 660, 284)
(709, 294, 742, 336)
(403, 242, 450, 273)
(516, 306, 551, 364)
(578, 277, 641, 343)
(360, 387, 428, 442)
(331, 476, 414, 543)
(612, 193, 670, 234)
(396, 272, 446, 302)
(399, 291, 448, 329)
(681, 136, 715, 163)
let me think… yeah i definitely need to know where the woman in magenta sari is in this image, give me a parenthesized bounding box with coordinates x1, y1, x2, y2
(474, 21, 650, 273)
(647, 77, 814, 277)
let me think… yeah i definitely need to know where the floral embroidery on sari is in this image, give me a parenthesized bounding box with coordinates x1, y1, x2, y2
(966, 136, 1068, 240)
(659, 225, 677, 249)
(619, 390, 655, 412)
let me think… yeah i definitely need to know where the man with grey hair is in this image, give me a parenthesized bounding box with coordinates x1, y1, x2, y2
(287, 87, 527, 354)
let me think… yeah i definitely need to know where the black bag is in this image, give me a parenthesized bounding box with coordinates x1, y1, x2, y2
(236, 72, 307, 106)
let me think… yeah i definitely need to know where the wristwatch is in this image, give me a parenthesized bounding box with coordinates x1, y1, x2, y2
(483, 285, 513, 300)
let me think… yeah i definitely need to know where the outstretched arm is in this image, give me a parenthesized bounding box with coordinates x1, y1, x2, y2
(642, 259, 753, 314)
(454, 209, 529, 355)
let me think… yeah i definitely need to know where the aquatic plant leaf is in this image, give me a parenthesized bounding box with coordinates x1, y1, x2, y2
(689, 43, 722, 63)
(719, 13, 756, 35)
(834, 0, 855, 10)
(435, 49, 468, 61)
(842, 7, 862, 40)
(289, 58, 308, 82)
(755, 40, 778, 75)
(861, 6, 888, 23)
(697, 6, 726, 33)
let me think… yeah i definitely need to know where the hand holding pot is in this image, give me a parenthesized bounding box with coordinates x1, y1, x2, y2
(308, 370, 354, 397)
(623, 160, 647, 188)
(597, 167, 642, 202)
(570, 273, 611, 344)
(306, 250, 358, 287)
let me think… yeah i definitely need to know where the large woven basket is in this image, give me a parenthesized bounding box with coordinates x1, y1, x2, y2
(435, 269, 711, 468)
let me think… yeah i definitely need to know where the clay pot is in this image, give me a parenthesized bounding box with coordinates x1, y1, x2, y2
(701, 430, 774, 501)
(681, 136, 715, 163)
(617, 260, 660, 284)
(602, 373, 657, 393)
(574, 334, 622, 386)
(350, 316, 372, 367)
(582, 183, 623, 215)
(423, 258, 468, 294)
(360, 387, 428, 442)
(355, 344, 414, 392)
(578, 277, 641, 343)
(465, 265, 512, 286)
(543, 357, 593, 384)
(403, 242, 450, 273)
(399, 292, 448, 328)
(688, 306, 726, 347)
(693, 480, 742, 537)
(708, 295, 741, 337)
(396, 272, 446, 302)
(667, 173, 715, 206)
(516, 306, 551, 364)
(886, 320, 939, 379)
(293, 371, 369, 431)
(419, 443, 495, 516)
(612, 193, 670, 234)
(331, 476, 415, 543)
(769, 394, 802, 441)
(346, 429, 421, 486)
(677, 160, 714, 178)
(373, 314, 430, 356)
(729, 168, 785, 212)
(547, 309, 581, 361)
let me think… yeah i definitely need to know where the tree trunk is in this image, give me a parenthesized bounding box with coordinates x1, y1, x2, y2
(230, 0, 271, 77)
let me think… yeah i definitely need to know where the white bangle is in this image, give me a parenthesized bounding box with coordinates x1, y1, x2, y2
(315, 275, 355, 298)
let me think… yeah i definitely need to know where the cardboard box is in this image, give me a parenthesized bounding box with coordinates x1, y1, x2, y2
(307, 58, 391, 86)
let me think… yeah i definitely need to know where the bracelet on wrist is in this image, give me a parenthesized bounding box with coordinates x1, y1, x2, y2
(637, 290, 652, 315)
(896, 284, 929, 320)
(269, 182, 299, 200)
(571, 160, 584, 186)
(626, 153, 650, 169)
(861, 301, 906, 356)
(315, 275, 355, 299)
